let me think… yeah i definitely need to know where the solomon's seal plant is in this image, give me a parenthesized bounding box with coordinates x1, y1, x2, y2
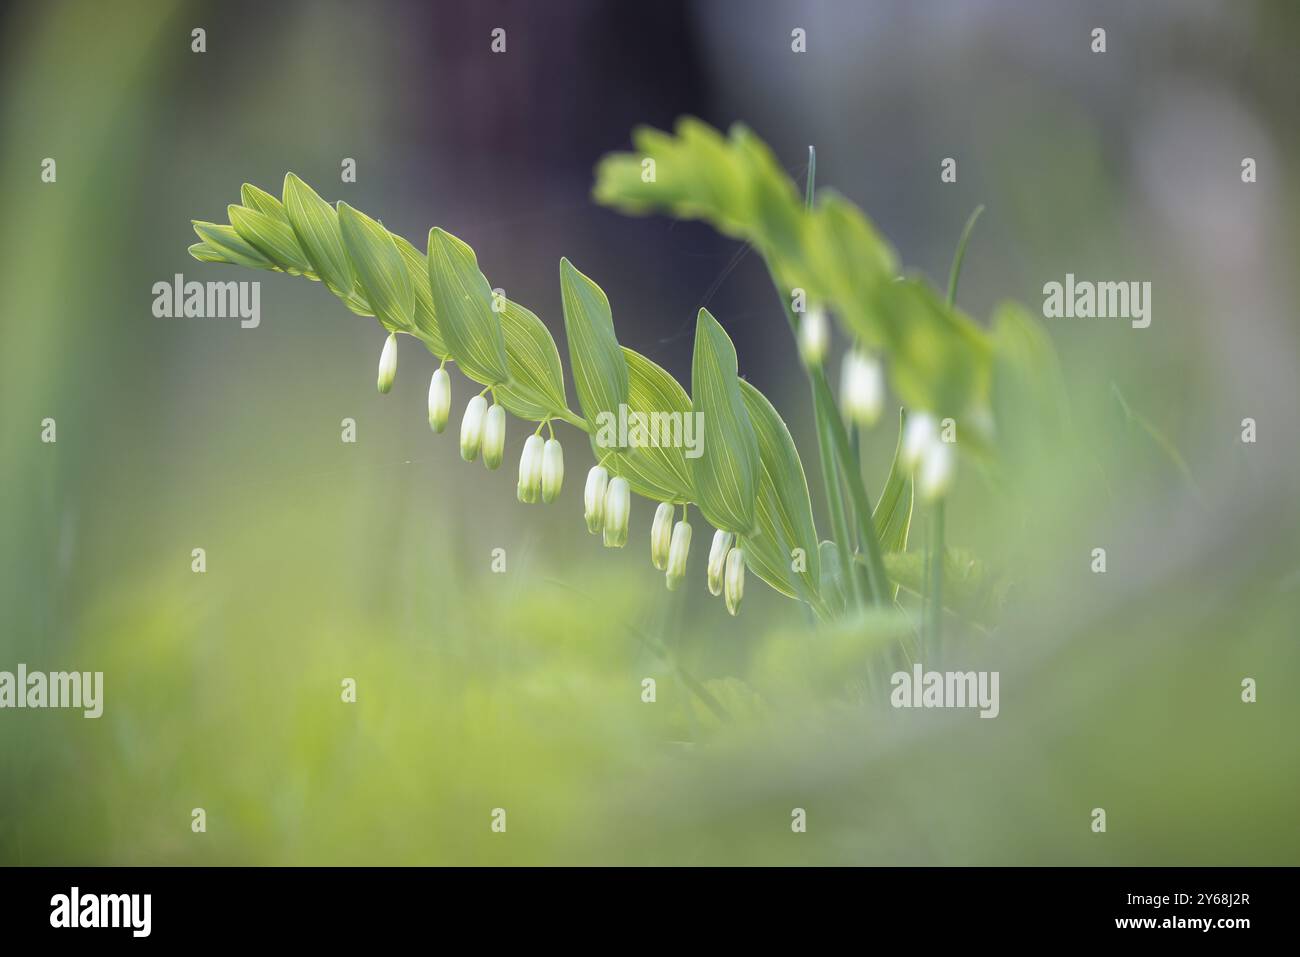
(188, 121, 1060, 632)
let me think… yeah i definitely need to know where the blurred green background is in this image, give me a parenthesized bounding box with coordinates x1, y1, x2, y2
(1, 0, 1297, 865)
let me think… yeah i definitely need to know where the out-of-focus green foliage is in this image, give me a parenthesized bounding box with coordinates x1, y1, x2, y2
(595, 119, 995, 423)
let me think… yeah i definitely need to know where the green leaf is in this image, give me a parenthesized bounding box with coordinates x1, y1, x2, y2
(228, 204, 315, 276)
(338, 203, 415, 333)
(672, 118, 751, 237)
(596, 349, 695, 503)
(494, 299, 569, 420)
(731, 124, 806, 270)
(879, 548, 1007, 627)
(689, 308, 759, 534)
(190, 222, 277, 271)
(282, 173, 353, 298)
(426, 227, 509, 384)
(867, 277, 988, 418)
(392, 234, 449, 357)
(187, 241, 224, 263)
(805, 191, 896, 327)
(240, 183, 288, 222)
(559, 258, 628, 430)
(738, 379, 820, 602)
(872, 409, 914, 555)
(991, 301, 1069, 475)
(593, 118, 753, 239)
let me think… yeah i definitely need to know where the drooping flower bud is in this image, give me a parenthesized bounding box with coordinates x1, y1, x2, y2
(797, 308, 829, 367)
(900, 411, 938, 471)
(583, 465, 609, 533)
(917, 438, 956, 502)
(460, 394, 487, 461)
(427, 367, 451, 433)
(377, 332, 398, 394)
(665, 520, 692, 590)
(840, 349, 883, 427)
(650, 502, 674, 570)
(602, 476, 630, 548)
(482, 403, 506, 470)
(707, 530, 734, 597)
(517, 434, 543, 503)
(541, 438, 564, 503)
(724, 546, 746, 616)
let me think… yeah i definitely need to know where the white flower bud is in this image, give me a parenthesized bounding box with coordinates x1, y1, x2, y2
(797, 308, 829, 367)
(724, 546, 746, 616)
(665, 520, 692, 590)
(482, 403, 506, 470)
(427, 367, 451, 433)
(517, 434, 543, 503)
(602, 476, 630, 548)
(917, 438, 956, 502)
(377, 332, 398, 394)
(541, 438, 564, 503)
(460, 394, 487, 462)
(840, 349, 883, 427)
(650, 502, 674, 570)
(707, 530, 734, 597)
(900, 411, 938, 471)
(583, 465, 609, 533)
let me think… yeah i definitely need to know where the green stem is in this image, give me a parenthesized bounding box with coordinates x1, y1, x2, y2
(556, 408, 592, 433)
(804, 144, 817, 208)
(924, 205, 981, 656)
(924, 500, 944, 659)
(760, 143, 891, 610)
(815, 389, 864, 608)
(811, 369, 888, 604)
(764, 259, 863, 609)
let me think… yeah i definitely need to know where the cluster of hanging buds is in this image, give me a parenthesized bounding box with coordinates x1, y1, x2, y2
(453, 390, 510, 478)
(584, 466, 630, 547)
(515, 433, 564, 504)
(704, 530, 745, 615)
(377, 331, 754, 611)
(649, 503, 693, 591)
(901, 411, 955, 502)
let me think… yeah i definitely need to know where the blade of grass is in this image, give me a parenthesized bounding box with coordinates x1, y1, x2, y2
(946, 205, 984, 306)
